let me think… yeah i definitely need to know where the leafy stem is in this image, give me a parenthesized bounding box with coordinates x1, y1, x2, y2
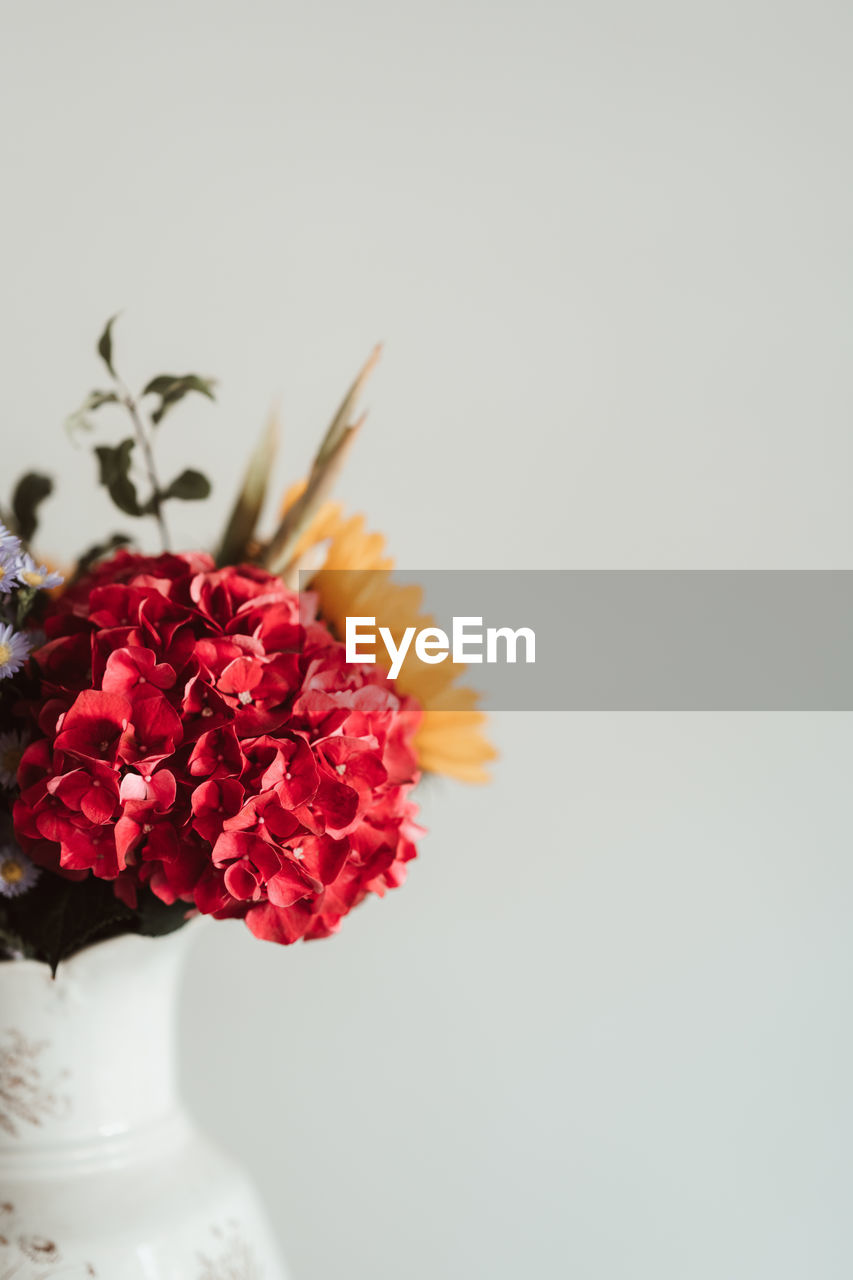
(66, 316, 214, 560)
(119, 383, 171, 551)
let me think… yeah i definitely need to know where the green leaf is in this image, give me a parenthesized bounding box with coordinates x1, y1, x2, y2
(14, 584, 38, 629)
(74, 532, 133, 577)
(97, 314, 121, 379)
(85, 389, 120, 411)
(65, 411, 92, 439)
(164, 468, 211, 501)
(0, 921, 31, 961)
(261, 347, 378, 577)
(315, 344, 381, 468)
(0, 872, 136, 975)
(216, 409, 279, 566)
(135, 890, 190, 938)
(263, 417, 363, 577)
(94, 438, 142, 516)
(141, 374, 215, 397)
(142, 374, 217, 425)
(0, 871, 189, 972)
(11, 472, 53, 543)
(65, 390, 120, 439)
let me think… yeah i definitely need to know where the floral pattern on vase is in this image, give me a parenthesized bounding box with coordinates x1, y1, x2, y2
(0, 1201, 96, 1277)
(196, 1220, 261, 1280)
(0, 1031, 70, 1138)
(0, 931, 287, 1279)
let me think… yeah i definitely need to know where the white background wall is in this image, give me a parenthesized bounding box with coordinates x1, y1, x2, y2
(2, 2, 852, 1277)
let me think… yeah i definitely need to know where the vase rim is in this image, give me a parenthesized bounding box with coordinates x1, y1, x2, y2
(0, 915, 202, 979)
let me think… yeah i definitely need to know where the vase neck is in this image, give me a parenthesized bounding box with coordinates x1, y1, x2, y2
(0, 928, 194, 1160)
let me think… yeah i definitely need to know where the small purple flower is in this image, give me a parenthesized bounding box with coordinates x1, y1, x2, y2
(0, 522, 20, 553)
(0, 624, 30, 680)
(14, 553, 64, 592)
(0, 846, 40, 898)
(0, 542, 20, 597)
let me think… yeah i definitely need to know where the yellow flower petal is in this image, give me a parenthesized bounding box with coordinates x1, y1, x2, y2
(278, 490, 496, 782)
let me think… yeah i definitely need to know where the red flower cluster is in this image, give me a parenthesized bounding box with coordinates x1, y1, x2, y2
(13, 552, 423, 943)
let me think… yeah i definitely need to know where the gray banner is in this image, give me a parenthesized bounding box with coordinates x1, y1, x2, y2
(300, 571, 853, 710)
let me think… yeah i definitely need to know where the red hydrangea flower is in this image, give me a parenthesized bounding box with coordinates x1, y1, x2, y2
(13, 552, 424, 944)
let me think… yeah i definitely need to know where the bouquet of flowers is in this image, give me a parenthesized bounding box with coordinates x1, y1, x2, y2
(0, 320, 493, 970)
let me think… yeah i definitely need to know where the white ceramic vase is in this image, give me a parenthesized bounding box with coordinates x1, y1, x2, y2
(0, 927, 287, 1279)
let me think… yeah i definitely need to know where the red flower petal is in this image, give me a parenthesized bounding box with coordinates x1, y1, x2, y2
(11, 550, 425, 946)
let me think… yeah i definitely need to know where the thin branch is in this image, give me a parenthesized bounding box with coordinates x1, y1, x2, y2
(121, 388, 171, 551)
(260, 345, 381, 576)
